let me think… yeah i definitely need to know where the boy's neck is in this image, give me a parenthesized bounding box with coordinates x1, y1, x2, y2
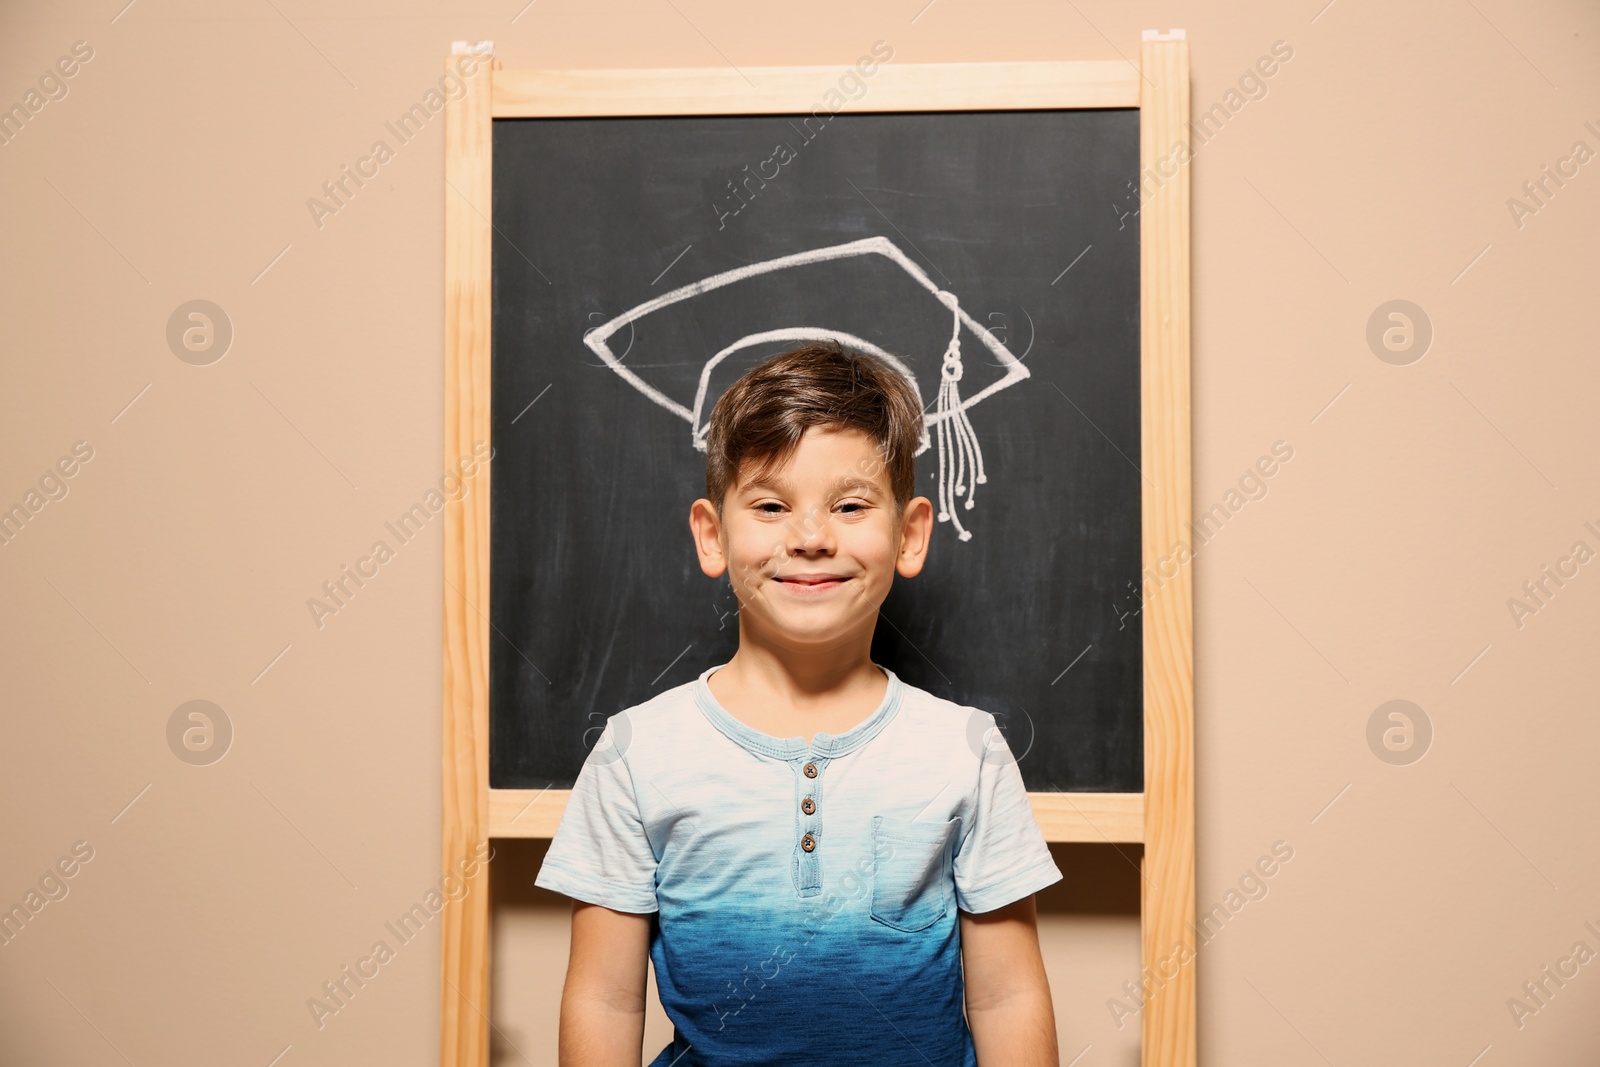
(712, 620, 885, 713)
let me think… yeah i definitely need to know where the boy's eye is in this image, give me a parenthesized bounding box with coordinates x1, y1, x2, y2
(756, 502, 785, 514)
(836, 501, 866, 514)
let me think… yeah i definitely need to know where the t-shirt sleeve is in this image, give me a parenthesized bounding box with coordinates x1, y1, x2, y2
(952, 711, 1063, 914)
(533, 716, 659, 914)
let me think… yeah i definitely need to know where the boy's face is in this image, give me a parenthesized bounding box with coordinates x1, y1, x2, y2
(690, 426, 933, 650)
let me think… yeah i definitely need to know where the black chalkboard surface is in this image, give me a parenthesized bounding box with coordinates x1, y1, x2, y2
(489, 108, 1142, 793)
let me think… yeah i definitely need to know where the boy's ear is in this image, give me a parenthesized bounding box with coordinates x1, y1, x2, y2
(689, 497, 728, 578)
(895, 495, 934, 578)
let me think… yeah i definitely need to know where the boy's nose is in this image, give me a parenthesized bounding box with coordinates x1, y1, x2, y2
(788, 506, 835, 552)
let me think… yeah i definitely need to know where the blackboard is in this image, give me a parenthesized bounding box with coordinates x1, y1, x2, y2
(489, 108, 1142, 793)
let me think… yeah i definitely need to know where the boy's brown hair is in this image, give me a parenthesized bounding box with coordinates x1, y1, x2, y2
(704, 341, 923, 515)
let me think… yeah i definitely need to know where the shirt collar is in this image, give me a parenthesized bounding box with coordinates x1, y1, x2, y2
(694, 662, 903, 760)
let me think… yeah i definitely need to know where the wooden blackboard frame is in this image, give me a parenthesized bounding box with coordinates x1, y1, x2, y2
(442, 35, 1194, 1067)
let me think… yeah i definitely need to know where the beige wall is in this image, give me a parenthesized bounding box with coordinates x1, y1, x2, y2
(3, 2, 1598, 1064)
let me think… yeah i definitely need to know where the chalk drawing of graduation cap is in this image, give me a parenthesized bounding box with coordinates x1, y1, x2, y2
(582, 236, 1030, 542)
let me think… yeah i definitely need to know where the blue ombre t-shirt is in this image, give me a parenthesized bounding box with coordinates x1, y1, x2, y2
(534, 663, 1062, 1067)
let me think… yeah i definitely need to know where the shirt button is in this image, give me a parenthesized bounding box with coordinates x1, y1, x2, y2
(801, 797, 816, 815)
(800, 833, 816, 852)
(803, 762, 818, 778)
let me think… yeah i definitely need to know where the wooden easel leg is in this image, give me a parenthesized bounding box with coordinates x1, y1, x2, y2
(1138, 29, 1196, 1067)
(442, 41, 496, 1067)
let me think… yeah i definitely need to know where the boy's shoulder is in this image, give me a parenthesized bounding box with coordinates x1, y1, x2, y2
(604, 676, 703, 734)
(598, 675, 723, 749)
(891, 676, 1010, 762)
(894, 674, 996, 724)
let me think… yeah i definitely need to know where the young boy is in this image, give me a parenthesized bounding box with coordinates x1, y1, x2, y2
(535, 341, 1063, 1066)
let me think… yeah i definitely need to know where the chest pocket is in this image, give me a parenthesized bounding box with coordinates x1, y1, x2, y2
(869, 815, 959, 932)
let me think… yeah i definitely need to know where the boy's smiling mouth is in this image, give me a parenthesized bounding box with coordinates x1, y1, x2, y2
(772, 572, 850, 593)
